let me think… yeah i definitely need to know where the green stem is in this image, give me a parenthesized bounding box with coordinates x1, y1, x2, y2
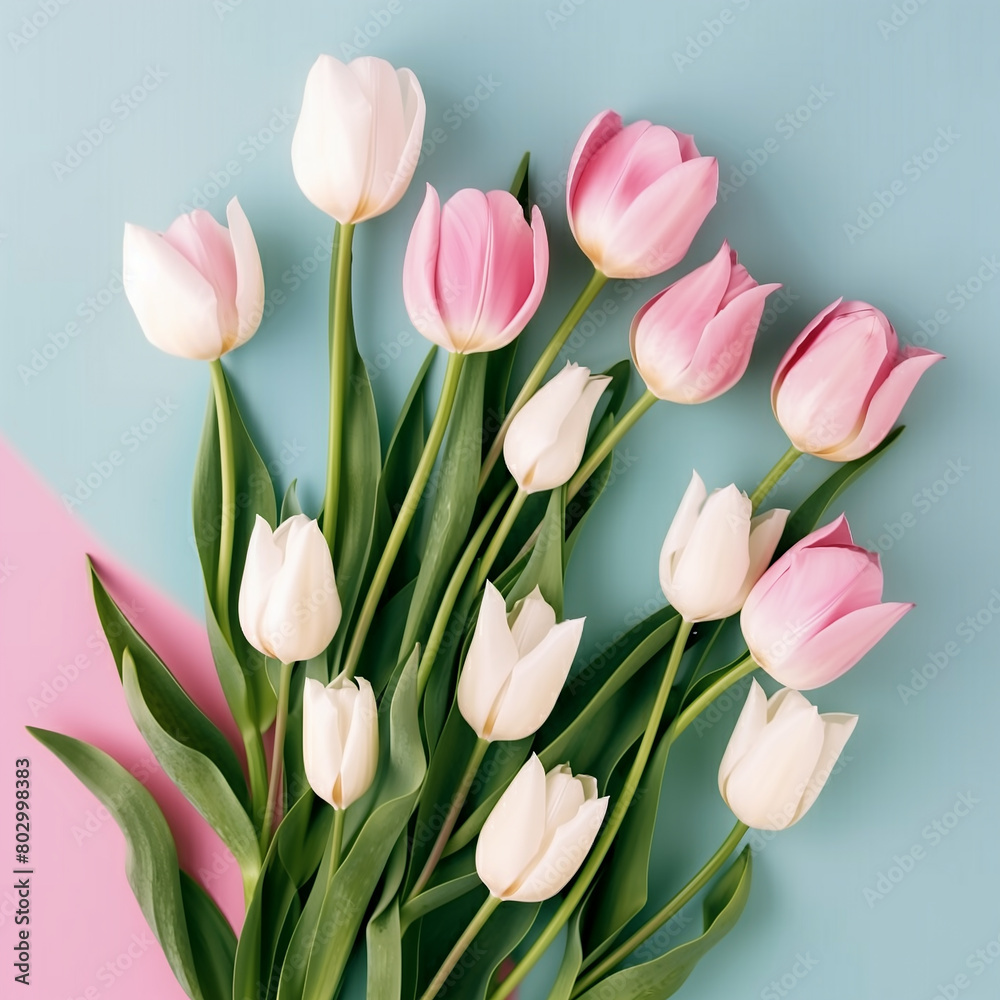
(408, 738, 489, 902)
(208, 359, 235, 647)
(670, 653, 756, 742)
(328, 807, 345, 883)
(244, 732, 269, 837)
(567, 389, 657, 500)
(479, 269, 608, 488)
(474, 489, 528, 592)
(419, 894, 502, 1000)
(488, 619, 695, 1000)
(258, 661, 293, 851)
(748, 444, 801, 512)
(416, 482, 515, 698)
(322, 222, 356, 554)
(342, 351, 467, 678)
(572, 821, 748, 995)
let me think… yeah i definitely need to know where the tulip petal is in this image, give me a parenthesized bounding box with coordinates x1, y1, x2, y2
(302, 677, 345, 807)
(291, 54, 373, 223)
(225, 197, 265, 350)
(505, 796, 608, 902)
(488, 617, 585, 741)
(717, 679, 768, 795)
(508, 587, 557, 655)
(713, 507, 789, 619)
(771, 298, 843, 400)
(767, 601, 913, 690)
(793, 713, 857, 822)
(238, 515, 285, 658)
(659, 470, 707, 597)
(476, 755, 548, 898)
(543, 766, 586, 830)
(492, 205, 549, 350)
(336, 677, 379, 809)
(723, 696, 825, 830)
(402, 185, 452, 350)
(824, 350, 943, 461)
(350, 57, 407, 218)
(566, 110, 624, 245)
(457, 581, 520, 738)
(601, 156, 719, 278)
(123, 223, 225, 360)
(366, 66, 425, 219)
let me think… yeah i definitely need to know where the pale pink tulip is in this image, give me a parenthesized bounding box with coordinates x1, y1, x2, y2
(631, 243, 780, 402)
(403, 185, 548, 353)
(566, 110, 718, 279)
(772, 299, 942, 460)
(123, 197, 264, 360)
(740, 515, 913, 690)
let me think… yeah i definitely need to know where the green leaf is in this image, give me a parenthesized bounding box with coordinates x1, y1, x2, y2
(327, 234, 382, 674)
(452, 898, 541, 1000)
(507, 485, 566, 616)
(120, 649, 260, 901)
(278, 648, 426, 1000)
(87, 560, 247, 807)
(179, 872, 237, 1000)
(192, 364, 277, 729)
(400, 353, 488, 659)
(575, 848, 752, 1000)
(280, 479, 303, 520)
(509, 150, 530, 216)
(234, 792, 331, 1000)
(777, 425, 905, 556)
(27, 728, 205, 1000)
(367, 900, 402, 1000)
(399, 844, 481, 934)
(548, 904, 586, 1000)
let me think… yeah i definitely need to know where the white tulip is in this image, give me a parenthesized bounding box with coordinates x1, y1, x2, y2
(303, 674, 379, 810)
(503, 363, 611, 493)
(659, 470, 788, 623)
(458, 582, 584, 742)
(291, 54, 425, 224)
(476, 755, 608, 902)
(719, 680, 858, 831)
(238, 515, 341, 663)
(123, 197, 264, 360)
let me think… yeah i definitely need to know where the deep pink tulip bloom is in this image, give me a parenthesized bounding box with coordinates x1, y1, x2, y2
(772, 299, 943, 460)
(402, 184, 548, 354)
(740, 515, 913, 690)
(566, 110, 718, 279)
(630, 242, 780, 402)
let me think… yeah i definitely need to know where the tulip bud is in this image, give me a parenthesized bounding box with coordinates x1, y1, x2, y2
(740, 515, 913, 690)
(303, 674, 379, 810)
(719, 680, 857, 831)
(772, 299, 943, 461)
(659, 471, 788, 623)
(123, 197, 264, 360)
(631, 243, 780, 403)
(566, 110, 718, 279)
(502, 363, 610, 494)
(476, 754, 608, 902)
(403, 185, 548, 354)
(291, 54, 425, 224)
(458, 582, 584, 741)
(238, 514, 342, 663)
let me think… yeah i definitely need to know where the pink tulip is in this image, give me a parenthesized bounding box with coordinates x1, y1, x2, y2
(123, 197, 264, 360)
(630, 242, 780, 402)
(772, 299, 943, 460)
(566, 110, 718, 279)
(740, 515, 913, 690)
(403, 185, 548, 354)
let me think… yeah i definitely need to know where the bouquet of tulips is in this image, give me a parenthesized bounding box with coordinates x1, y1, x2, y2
(30, 54, 942, 1000)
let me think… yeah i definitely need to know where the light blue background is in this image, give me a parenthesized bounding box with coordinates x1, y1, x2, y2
(3, 0, 999, 997)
